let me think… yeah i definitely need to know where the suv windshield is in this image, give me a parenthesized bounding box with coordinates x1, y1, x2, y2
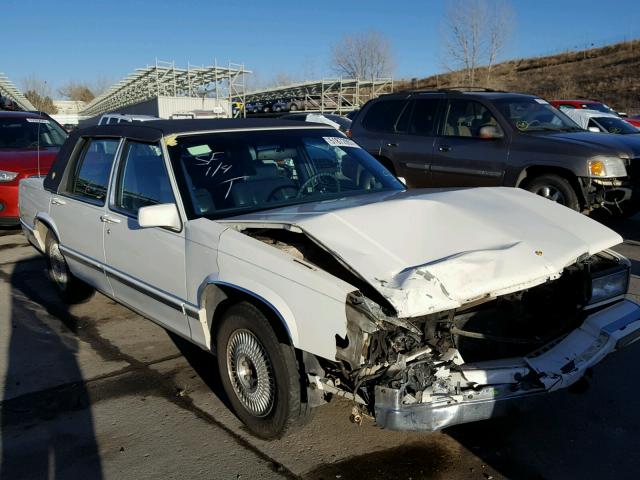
(495, 98, 582, 132)
(0, 117, 67, 148)
(167, 129, 403, 219)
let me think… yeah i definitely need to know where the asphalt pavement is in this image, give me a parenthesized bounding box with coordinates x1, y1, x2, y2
(0, 212, 638, 480)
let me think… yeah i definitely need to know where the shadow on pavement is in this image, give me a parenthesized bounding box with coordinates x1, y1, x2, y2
(167, 333, 233, 411)
(0, 226, 21, 237)
(304, 442, 457, 480)
(1, 259, 103, 479)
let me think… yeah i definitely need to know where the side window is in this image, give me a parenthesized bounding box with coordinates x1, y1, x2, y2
(69, 138, 119, 204)
(408, 98, 440, 135)
(442, 100, 501, 138)
(107, 117, 118, 125)
(361, 100, 407, 133)
(113, 141, 175, 216)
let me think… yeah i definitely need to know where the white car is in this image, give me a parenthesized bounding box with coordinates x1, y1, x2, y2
(562, 108, 640, 135)
(18, 118, 640, 439)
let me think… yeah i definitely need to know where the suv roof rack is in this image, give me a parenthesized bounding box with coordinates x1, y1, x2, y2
(392, 86, 503, 94)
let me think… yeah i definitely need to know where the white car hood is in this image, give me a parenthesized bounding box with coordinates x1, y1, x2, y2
(222, 187, 622, 318)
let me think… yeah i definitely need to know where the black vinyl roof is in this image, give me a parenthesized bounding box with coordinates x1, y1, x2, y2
(44, 118, 331, 193)
(76, 118, 325, 142)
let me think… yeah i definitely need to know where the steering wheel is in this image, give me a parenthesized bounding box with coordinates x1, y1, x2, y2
(296, 173, 341, 198)
(266, 184, 299, 202)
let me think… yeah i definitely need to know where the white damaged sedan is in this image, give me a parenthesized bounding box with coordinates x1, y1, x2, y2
(19, 119, 640, 439)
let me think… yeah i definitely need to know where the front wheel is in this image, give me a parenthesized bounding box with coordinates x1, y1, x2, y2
(216, 302, 310, 439)
(524, 174, 580, 211)
(45, 232, 94, 303)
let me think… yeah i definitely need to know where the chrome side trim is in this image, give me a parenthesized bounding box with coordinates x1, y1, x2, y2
(59, 245, 199, 319)
(430, 165, 503, 178)
(207, 280, 292, 340)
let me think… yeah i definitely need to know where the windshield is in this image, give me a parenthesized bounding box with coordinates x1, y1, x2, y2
(585, 102, 615, 114)
(167, 129, 403, 219)
(0, 117, 68, 148)
(495, 98, 582, 132)
(594, 117, 640, 134)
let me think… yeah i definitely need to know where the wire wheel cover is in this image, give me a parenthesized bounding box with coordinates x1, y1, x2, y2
(226, 329, 275, 417)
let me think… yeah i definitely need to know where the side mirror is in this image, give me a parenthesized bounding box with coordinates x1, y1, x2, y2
(138, 203, 181, 230)
(478, 125, 504, 139)
(588, 126, 602, 133)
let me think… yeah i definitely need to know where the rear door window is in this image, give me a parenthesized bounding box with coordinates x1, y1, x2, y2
(361, 100, 407, 133)
(112, 141, 175, 216)
(69, 138, 120, 204)
(407, 98, 441, 135)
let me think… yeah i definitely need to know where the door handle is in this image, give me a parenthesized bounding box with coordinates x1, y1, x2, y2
(386, 143, 398, 147)
(51, 197, 66, 205)
(438, 145, 452, 152)
(100, 214, 121, 224)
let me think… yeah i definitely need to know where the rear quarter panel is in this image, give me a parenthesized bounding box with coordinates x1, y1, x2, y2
(18, 177, 50, 228)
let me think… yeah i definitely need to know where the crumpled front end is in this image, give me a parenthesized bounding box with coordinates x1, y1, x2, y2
(374, 299, 640, 431)
(311, 249, 640, 432)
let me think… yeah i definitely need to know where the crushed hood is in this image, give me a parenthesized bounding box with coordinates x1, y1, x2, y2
(223, 188, 622, 318)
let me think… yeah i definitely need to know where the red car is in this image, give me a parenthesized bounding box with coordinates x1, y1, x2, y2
(0, 111, 67, 225)
(551, 99, 640, 128)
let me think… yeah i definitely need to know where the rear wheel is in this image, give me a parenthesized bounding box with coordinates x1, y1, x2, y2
(216, 302, 310, 439)
(289, 104, 298, 111)
(524, 174, 580, 211)
(45, 232, 94, 303)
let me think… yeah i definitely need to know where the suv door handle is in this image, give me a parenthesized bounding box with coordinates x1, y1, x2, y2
(100, 214, 121, 224)
(386, 143, 398, 147)
(51, 197, 66, 205)
(438, 145, 452, 152)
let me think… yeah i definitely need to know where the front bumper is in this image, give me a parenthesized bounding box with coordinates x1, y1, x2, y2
(0, 183, 19, 223)
(374, 299, 640, 431)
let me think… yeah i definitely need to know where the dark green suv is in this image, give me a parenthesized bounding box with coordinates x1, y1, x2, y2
(351, 89, 640, 214)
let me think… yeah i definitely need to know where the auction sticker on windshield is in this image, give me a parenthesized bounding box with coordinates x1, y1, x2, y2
(25, 118, 50, 124)
(323, 137, 360, 148)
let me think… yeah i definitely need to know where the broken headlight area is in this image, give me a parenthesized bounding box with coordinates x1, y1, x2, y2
(328, 251, 633, 429)
(585, 253, 630, 307)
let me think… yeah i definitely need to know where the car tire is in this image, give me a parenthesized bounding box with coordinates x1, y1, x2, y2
(45, 231, 94, 303)
(263, 107, 270, 113)
(524, 174, 580, 211)
(289, 104, 298, 111)
(216, 302, 311, 439)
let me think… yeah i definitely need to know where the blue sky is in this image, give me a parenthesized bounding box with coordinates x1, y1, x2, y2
(2, 0, 638, 95)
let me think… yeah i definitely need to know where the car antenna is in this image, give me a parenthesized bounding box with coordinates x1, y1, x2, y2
(36, 113, 42, 177)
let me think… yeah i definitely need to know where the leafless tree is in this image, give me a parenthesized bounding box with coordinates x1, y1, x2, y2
(442, 0, 514, 85)
(90, 75, 113, 97)
(331, 30, 394, 79)
(57, 81, 95, 102)
(20, 74, 57, 113)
